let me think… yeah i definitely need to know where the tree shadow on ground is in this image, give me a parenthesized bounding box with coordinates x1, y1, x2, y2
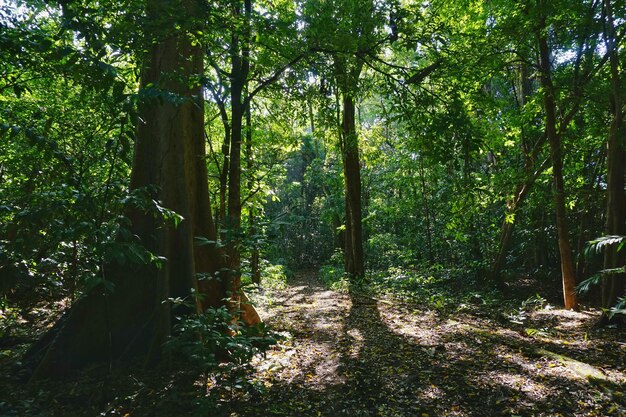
(3, 273, 623, 416)
(227, 276, 625, 417)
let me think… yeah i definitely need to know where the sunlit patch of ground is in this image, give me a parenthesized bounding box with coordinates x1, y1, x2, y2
(234, 272, 626, 417)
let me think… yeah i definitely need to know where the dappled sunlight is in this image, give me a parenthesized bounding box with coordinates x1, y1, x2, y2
(229, 273, 626, 416)
(480, 370, 549, 401)
(376, 302, 443, 346)
(531, 308, 598, 332)
(248, 273, 353, 391)
(417, 383, 445, 400)
(345, 328, 364, 357)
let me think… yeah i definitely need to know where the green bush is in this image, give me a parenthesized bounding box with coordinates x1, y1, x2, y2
(0, 297, 20, 338)
(164, 306, 276, 372)
(319, 263, 349, 292)
(261, 263, 290, 290)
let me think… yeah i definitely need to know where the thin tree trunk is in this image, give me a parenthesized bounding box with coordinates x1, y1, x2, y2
(601, 0, 626, 319)
(245, 95, 261, 284)
(417, 158, 434, 265)
(225, 0, 257, 321)
(491, 160, 549, 280)
(537, 11, 578, 310)
(491, 54, 549, 281)
(341, 94, 364, 277)
(575, 152, 605, 282)
(218, 104, 230, 228)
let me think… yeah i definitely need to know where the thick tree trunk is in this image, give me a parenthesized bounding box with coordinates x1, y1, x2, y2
(25, 0, 259, 379)
(537, 15, 578, 310)
(601, 0, 626, 318)
(28, 6, 223, 378)
(340, 94, 364, 277)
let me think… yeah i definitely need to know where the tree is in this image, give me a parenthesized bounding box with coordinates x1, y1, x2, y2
(204, 0, 302, 289)
(302, 0, 389, 278)
(26, 0, 258, 379)
(600, 0, 625, 320)
(535, 0, 577, 310)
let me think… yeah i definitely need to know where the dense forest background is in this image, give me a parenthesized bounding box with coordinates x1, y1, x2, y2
(0, 0, 625, 415)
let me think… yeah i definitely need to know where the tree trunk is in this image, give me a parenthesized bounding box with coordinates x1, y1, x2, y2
(490, 54, 549, 282)
(575, 152, 605, 283)
(223, 0, 254, 319)
(417, 158, 434, 265)
(340, 94, 364, 278)
(218, 102, 231, 229)
(537, 13, 578, 310)
(601, 0, 626, 318)
(491, 162, 548, 281)
(25, 0, 261, 379)
(245, 96, 261, 285)
(27, 1, 227, 378)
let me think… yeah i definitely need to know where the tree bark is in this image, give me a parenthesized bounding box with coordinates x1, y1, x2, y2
(245, 95, 261, 285)
(340, 94, 364, 277)
(223, 0, 254, 319)
(490, 53, 549, 281)
(25, 0, 259, 379)
(601, 0, 626, 318)
(537, 11, 578, 310)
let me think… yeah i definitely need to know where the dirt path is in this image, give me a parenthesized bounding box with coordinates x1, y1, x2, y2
(230, 271, 626, 417)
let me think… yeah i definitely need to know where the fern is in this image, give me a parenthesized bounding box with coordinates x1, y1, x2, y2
(584, 235, 625, 257)
(608, 297, 626, 320)
(576, 268, 626, 294)
(576, 274, 602, 294)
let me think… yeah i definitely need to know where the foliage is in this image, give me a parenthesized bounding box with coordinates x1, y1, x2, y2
(0, 0, 625, 414)
(585, 235, 626, 257)
(259, 263, 291, 290)
(164, 306, 277, 372)
(319, 264, 350, 293)
(0, 297, 20, 339)
(577, 236, 625, 312)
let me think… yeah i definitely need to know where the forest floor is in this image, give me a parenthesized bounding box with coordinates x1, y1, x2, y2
(1, 271, 626, 416)
(226, 271, 626, 417)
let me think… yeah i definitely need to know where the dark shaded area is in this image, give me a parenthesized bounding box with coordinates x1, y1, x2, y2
(1, 272, 624, 416)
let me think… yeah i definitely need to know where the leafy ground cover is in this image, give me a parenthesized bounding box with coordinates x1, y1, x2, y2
(232, 272, 626, 416)
(1, 271, 625, 416)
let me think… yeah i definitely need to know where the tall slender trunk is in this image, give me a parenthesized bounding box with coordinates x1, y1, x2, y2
(245, 95, 261, 284)
(340, 94, 364, 277)
(218, 105, 230, 228)
(224, 0, 254, 320)
(601, 0, 626, 317)
(491, 159, 549, 280)
(417, 159, 434, 265)
(537, 11, 578, 310)
(491, 55, 549, 281)
(575, 152, 605, 282)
